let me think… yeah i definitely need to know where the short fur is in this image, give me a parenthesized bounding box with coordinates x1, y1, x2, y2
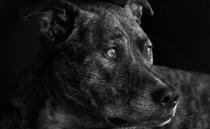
(1, 0, 210, 129)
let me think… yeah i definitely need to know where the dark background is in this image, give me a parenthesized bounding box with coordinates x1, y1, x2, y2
(143, 0, 210, 72)
(0, 0, 210, 111)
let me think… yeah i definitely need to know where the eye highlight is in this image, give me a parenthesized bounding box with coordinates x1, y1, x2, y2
(146, 44, 153, 52)
(106, 48, 117, 59)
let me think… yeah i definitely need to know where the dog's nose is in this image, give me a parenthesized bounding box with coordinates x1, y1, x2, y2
(152, 88, 179, 108)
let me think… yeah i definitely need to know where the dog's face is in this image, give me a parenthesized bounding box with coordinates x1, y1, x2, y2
(27, 0, 179, 128)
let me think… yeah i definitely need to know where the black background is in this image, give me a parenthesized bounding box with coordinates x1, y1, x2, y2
(143, 0, 210, 72)
(0, 0, 210, 111)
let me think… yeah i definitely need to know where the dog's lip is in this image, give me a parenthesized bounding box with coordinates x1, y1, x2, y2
(105, 113, 175, 128)
(142, 115, 173, 127)
(144, 107, 177, 127)
(143, 105, 178, 127)
(105, 115, 173, 128)
(104, 105, 177, 128)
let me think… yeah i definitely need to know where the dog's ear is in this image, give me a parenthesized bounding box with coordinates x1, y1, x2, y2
(104, 0, 153, 23)
(125, 0, 153, 23)
(24, 0, 83, 48)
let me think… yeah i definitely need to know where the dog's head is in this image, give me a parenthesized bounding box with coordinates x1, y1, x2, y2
(26, 0, 179, 128)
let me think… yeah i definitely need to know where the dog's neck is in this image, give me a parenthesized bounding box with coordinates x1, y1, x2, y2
(38, 101, 77, 129)
(38, 102, 165, 129)
(38, 100, 108, 129)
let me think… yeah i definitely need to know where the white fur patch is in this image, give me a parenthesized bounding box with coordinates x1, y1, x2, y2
(159, 118, 172, 126)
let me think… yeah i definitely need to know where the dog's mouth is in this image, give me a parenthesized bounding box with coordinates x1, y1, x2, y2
(106, 110, 176, 128)
(104, 104, 178, 128)
(144, 104, 178, 127)
(106, 115, 173, 128)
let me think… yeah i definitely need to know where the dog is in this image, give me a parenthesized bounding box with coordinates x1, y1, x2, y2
(1, 0, 209, 129)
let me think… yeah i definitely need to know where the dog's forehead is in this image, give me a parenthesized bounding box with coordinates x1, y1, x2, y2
(94, 7, 145, 43)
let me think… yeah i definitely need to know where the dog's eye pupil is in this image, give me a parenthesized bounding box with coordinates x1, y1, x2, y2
(107, 48, 117, 59)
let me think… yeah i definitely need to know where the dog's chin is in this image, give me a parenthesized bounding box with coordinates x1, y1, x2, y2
(145, 105, 177, 127)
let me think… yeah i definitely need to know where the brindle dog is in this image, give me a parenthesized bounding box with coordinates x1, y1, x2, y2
(1, 0, 210, 129)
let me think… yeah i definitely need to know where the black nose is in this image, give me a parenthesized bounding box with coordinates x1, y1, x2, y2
(152, 88, 179, 108)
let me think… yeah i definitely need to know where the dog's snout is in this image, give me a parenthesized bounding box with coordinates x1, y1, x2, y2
(152, 87, 179, 108)
(160, 90, 179, 108)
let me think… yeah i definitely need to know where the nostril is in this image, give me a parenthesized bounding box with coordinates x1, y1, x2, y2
(173, 94, 179, 105)
(161, 93, 179, 108)
(161, 94, 171, 106)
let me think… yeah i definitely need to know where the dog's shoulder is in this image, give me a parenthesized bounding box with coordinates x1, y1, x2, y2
(154, 66, 210, 86)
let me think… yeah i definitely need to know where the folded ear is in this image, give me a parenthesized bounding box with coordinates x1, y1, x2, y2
(24, 0, 82, 48)
(104, 0, 153, 23)
(125, 0, 153, 24)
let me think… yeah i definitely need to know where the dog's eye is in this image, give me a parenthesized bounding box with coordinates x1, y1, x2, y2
(144, 43, 153, 58)
(138, 42, 153, 54)
(146, 44, 153, 52)
(145, 44, 153, 64)
(106, 48, 117, 59)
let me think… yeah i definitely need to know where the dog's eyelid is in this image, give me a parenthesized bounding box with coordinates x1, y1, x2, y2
(146, 42, 153, 48)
